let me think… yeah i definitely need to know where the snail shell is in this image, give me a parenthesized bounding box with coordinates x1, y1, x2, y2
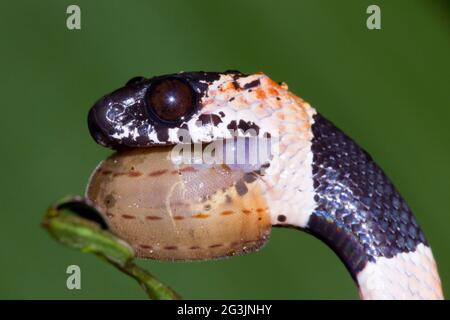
(86, 147, 271, 261)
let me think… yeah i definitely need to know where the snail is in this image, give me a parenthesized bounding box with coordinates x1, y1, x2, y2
(86, 145, 271, 261)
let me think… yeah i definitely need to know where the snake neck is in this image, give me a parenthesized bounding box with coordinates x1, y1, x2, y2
(258, 110, 443, 299)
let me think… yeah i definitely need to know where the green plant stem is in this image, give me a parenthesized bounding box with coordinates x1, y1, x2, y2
(112, 261, 181, 300)
(42, 196, 180, 300)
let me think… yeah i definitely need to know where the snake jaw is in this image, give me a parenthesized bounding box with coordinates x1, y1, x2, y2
(87, 80, 149, 148)
(87, 107, 112, 148)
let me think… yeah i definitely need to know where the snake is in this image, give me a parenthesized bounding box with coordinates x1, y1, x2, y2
(87, 71, 443, 299)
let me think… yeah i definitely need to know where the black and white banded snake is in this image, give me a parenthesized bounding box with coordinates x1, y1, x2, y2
(87, 71, 443, 299)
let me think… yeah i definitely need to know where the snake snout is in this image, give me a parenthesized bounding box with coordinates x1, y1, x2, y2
(88, 101, 116, 148)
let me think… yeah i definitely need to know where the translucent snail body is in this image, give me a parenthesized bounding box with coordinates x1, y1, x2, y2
(86, 147, 271, 261)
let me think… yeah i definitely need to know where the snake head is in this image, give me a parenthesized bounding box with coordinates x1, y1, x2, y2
(88, 71, 284, 149)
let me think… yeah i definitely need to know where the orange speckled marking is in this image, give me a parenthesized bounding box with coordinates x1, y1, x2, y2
(255, 87, 266, 99)
(192, 213, 210, 219)
(171, 166, 197, 174)
(242, 209, 252, 214)
(173, 216, 185, 220)
(267, 87, 279, 96)
(221, 81, 237, 91)
(105, 170, 144, 177)
(128, 171, 143, 177)
(113, 172, 127, 177)
(276, 112, 285, 120)
(145, 215, 162, 220)
(121, 214, 135, 219)
(148, 169, 168, 177)
(256, 208, 265, 213)
(220, 210, 234, 216)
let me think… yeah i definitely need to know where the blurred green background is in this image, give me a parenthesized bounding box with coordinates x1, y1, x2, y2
(0, 0, 449, 299)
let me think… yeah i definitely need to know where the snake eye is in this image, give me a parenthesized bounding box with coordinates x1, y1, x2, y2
(125, 76, 146, 86)
(145, 78, 195, 123)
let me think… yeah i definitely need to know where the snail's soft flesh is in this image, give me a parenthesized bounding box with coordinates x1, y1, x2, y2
(86, 147, 271, 261)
